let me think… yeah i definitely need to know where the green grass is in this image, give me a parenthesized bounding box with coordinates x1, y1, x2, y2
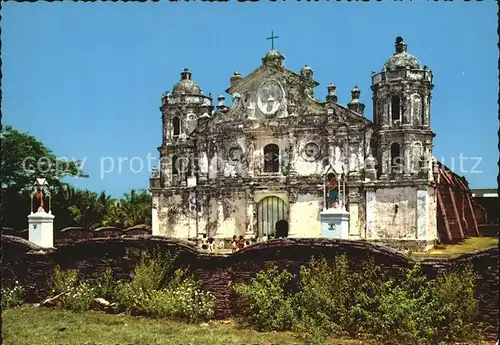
(2, 305, 366, 345)
(411, 236, 498, 258)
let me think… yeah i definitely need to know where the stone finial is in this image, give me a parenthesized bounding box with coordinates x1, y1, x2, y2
(230, 71, 243, 88)
(347, 86, 365, 116)
(151, 166, 159, 178)
(180, 68, 192, 80)
(351, 86, 360, 102)
(395, 36, 408, 53)
(300, 65, 313, 80)
(326, 83, 338, 103)
(217, 95, 226, 109)
(161, 92, 169, 105)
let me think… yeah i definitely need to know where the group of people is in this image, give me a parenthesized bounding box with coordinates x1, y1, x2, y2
(199, 233, 282, 253)
(232, 235, 248, 252)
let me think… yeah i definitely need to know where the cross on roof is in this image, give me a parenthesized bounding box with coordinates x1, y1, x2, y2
(266, 30, 279, 50)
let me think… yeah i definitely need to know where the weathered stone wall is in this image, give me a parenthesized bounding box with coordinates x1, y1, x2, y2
(371, 186, 418, 239)
(2, 235, 497, 340)
(289, 193, 322, 237)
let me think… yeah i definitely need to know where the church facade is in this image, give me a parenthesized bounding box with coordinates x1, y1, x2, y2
(149, 37, 438, 249)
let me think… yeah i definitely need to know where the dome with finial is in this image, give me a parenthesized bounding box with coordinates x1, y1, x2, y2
(383, 37, 421, 71)
(172, 68, 201, 96)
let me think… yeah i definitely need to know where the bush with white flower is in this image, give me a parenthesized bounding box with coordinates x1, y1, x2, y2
(1, 281, 25, 309)
(61, 282, 97, 312)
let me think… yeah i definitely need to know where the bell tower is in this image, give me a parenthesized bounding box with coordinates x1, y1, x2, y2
(158, 68, 212, 187)
(371, 37, 435, 180)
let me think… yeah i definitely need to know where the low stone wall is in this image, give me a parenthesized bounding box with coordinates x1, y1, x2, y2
(1, 235, 498, 340)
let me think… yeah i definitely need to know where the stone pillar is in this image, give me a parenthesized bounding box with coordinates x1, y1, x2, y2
(403, 141, 411, 177)
(244, 190, 255, 239)
(382, 101, 389, 129)
(347, 188, 360, 239)
(423, 94, 430, 128)
(152, 195, 160, 236)
(416, 187, 429, 240)
(287, 132, 297, 175)
(216, 197, 225, 238)
(28, 210, 55, 248)
(402, 94, 411, 128)
(380, 144, 389, 179)
(348, 142, 361, 179)
(365, 188, 375, 239)
(287, 191, 300, 238)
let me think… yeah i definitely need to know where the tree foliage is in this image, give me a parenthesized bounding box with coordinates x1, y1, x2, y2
(1, 125, 151, 231)
(1, 125, 87, 191)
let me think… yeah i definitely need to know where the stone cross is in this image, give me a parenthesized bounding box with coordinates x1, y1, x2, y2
(266, 30, 279, 50)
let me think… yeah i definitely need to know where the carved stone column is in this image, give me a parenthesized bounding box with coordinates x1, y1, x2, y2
(382, 100, 389, 129)
(402, 93, 411, 128)
(215, 193, 225, 238)
(403, 141, 411, 177)
(365, 188, 375, 239)
(380, 144, 389, 179)
(152, 194, 160, 236)
(423, 94, 430, 128)
(287, 132, 297, 175)
(348, 142, 361, 180)
(245, 190, 255, 238)
(287, 191, 299, 238)
(348, 188, 360, 239)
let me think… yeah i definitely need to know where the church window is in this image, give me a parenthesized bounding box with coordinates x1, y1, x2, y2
(172, 155, 179, 175)
(390, 143, 401, 173)
(391, 96, 401, 121)
(263, 144, 280, 173)
(172, 117, 180, 137)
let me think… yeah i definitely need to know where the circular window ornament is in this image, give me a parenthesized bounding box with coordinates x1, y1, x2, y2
(228, 146, 243, 165)
(302, 142, 321, 161)
(257, 80, 284, 117)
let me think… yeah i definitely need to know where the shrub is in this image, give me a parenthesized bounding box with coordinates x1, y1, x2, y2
(94, 268, 117, 301)
(60, 282, 97, 312)
(293, 255, 354, 342)
(343, 258, 387, 339)
(233, 265, 296, 331)
(48, 265, 79, 295)
(426, 263, 482, 343)
(130, 251, 176, 291)
(113, 252, 215, 321)
(1, 283, 25, 309)
(233, 256, 483, 344)
(147, 271, 216, 322)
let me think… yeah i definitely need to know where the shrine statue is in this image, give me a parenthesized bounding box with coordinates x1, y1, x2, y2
(327, 174, 340, 208)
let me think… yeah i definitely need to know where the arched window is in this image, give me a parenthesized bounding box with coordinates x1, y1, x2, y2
(172, 117, 180, 137)
(263, 144, 280, 173)
(390, 143, 401, 173)
(172, 155, 179, 175)
(391, 96, 401, 121)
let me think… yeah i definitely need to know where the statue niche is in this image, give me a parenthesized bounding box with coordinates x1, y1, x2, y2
(326, 173, 340, 208)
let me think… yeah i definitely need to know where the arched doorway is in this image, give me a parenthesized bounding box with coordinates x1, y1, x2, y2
(275, 219, 289, 238)
(257, 196, 288, 238)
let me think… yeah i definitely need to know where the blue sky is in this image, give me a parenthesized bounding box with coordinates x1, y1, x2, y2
(2, 1, 498, 197)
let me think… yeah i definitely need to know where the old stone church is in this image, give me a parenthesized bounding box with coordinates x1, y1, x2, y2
(150, 36, 438, 249)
